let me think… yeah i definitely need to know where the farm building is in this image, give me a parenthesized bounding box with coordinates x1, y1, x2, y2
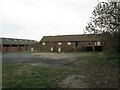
(39, 34, 104, 52)
(0, 37, 38, 52)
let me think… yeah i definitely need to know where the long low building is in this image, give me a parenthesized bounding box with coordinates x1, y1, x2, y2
(0, 37, 37, 52)
(1, 34, 105, 52)
(39, 34, 104, 52)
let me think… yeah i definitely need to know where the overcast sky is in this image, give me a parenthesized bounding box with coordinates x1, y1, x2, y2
(1, 0, 100, 41)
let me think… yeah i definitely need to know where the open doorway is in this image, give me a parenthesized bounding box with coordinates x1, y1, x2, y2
(94, 46, 103, 52)
(75, 41, 78, 47)
(85, 47, 93, 51)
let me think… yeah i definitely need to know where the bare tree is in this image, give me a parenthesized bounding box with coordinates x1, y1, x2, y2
(85, 1, 120, 34)
(85, 1, 120, 52)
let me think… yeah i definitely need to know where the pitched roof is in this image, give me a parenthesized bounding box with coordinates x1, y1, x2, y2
(1, 37, 38, 44)
(40, 34, 102, 42)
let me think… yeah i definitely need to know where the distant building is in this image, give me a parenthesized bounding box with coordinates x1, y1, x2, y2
(1, 34, 105, 52)
(39, 34, 104, 52)
(0, 38, 37, 52)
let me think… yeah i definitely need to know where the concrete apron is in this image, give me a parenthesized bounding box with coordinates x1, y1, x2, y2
(59, 75, 89, 88)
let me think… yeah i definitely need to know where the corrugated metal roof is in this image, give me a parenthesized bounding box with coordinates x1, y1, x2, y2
(40, 34, 102, 42)
(1, 38, 38, 44)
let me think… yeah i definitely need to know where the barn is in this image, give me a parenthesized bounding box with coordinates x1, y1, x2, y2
(39, 34, 104, 52)
(0, 37, 37, 52)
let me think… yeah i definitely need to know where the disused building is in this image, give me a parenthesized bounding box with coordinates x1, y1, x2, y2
(0, 37, 37, 52)
(39, 34, 104, 52)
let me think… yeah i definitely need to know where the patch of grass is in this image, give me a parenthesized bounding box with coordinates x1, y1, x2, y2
(89, 52, 119, 68)
(2, 64, 73, 88)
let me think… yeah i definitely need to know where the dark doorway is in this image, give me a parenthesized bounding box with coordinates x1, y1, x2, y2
(94, 46, 103, 52)
(85, 47, 93, 51)
(75, 41, 78, 47)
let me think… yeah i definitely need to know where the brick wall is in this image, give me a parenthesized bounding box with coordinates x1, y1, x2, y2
(39, 41, 104, 52)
